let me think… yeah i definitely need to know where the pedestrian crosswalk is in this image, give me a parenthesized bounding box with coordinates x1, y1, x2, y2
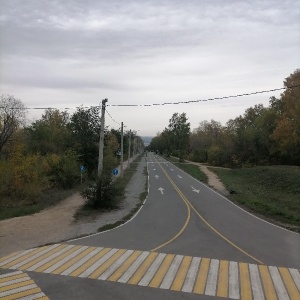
(1, 243, 299, 299)
(0, 270, 48, 299)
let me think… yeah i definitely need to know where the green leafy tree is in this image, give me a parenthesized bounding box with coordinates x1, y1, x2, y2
(168, 112, 190, 162)
(68, 106, 101, 174)
(26, 109, 70, 155)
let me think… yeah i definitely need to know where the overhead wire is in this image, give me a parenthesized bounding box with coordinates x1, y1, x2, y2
(0, 84, 299, 110)
(105, 108, 121, 127)
(107, 85, 299, 107)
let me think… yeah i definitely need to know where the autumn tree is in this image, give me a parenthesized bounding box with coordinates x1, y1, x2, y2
(0, 94, 26, 153)
(271, 69, 300, 164)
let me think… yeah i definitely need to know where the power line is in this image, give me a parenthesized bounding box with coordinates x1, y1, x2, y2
(107, 85, 300, 107)
(106, 108, 121, 126)
(1, 85, 299, 110)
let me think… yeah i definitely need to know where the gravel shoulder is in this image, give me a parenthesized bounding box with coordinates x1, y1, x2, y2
(0, 157, 147, 257)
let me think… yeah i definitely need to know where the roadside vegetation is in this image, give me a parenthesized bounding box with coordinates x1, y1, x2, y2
(97, 163, 148, 232)
(150, 69, 300, 168)
(212, 166, 300, 232)
(164, 156, 208, 184)
(0, 96, 144, 220)
(77, 155, 144, 218)
(149, 69, 300, 231)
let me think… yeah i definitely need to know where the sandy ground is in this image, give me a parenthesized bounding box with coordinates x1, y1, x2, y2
(0, 158, 227, 257)
(185, 161, 230, 196)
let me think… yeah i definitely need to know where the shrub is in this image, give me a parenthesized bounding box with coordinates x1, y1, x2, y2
(46, 150, 80, 189)
(0, 152, 48, 202)
(81, 174, 122, 209)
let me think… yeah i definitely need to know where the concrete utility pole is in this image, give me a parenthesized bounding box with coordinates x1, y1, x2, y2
(97, 98, 108, 178)
(127, 130, 131, 168)
(120, 122, 124, 177)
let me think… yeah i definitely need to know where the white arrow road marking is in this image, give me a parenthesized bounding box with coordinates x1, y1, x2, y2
(153, 168, 156, 171)
(154, 175, 159, 179)
(191, 186, 200, 193)
(170, 169, 174, 171)
(178, 175, 182, 178)
(158, 187, 164, 194)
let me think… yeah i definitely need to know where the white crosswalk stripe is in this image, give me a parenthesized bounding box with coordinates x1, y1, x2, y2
(1, 243, 299, 299)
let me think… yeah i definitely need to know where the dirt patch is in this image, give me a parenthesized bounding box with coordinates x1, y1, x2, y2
(185, 161, 230, 196)
(0, 157, 147, 257)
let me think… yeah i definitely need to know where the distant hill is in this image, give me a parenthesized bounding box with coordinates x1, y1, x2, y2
(141, 136, 153, 146)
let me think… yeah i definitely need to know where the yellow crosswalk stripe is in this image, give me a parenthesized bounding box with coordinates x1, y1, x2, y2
(5, 287, 41, 300)
(34, 245, 80, 272)
(0, 271, 48, 300)
(1, 279, 33, 292)
(50, 246, 90, 275)
(239, 262, 252, 300)
(217, 260, 229, 298)
(108, 250, 143, 282)
(149, 254, 175, 288)
(260, 264, 277, 299)
(128, 252, 158, 285)
(193, 257, 210, 294)
(0, 246, 49, 268)
(279, 267, 300, 300)
(89, 249, 127, 279)
(171, 255, 192, 291)
(18, 244, 68, 271)
(0, 272, 27, 284)
(1, 243, 299, 300)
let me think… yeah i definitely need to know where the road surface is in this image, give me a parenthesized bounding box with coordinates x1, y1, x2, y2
(1, 153, 300, 299)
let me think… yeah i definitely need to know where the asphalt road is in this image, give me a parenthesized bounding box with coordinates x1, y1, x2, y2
(1, 153, 300, 299)
(71, 153, 300, 268)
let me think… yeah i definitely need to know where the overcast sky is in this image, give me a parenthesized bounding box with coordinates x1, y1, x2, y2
(0, 0, 299, 136)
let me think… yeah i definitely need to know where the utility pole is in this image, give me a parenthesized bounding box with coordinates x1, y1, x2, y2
(127, 130, 131, 168)
(120, 122, 124, 177)
(98, 98, 108, 178)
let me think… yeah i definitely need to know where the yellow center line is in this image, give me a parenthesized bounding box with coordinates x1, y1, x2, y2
(151, 166, 191, 252)
(158, 162, 264, 265)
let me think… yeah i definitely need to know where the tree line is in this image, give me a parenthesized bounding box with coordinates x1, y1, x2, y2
(0, 102, 142, 203)
(149, 69, 300, 167)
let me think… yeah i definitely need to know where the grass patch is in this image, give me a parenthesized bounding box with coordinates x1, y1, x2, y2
(163, 156, 208, 184)
(0, 187, 79, 221)
(211, 165, 300, 232)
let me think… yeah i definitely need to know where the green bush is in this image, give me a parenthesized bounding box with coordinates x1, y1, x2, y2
(207, 145, 222, 166)
(81, 174, 122, 209)
(46, 150, 80, 189)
